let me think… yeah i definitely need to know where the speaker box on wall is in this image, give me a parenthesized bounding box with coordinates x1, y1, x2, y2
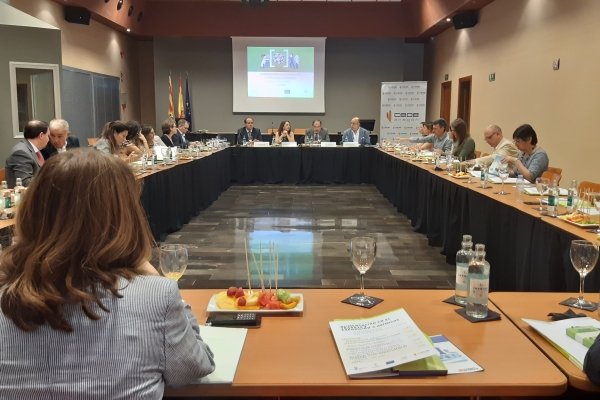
(452, 11, 479, 29)
(64, 6, 91, 25)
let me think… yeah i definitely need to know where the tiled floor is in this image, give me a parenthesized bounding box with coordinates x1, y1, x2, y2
(161, 184, 454, 290)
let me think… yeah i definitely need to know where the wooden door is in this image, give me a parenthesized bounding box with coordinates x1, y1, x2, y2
(440, 81, 451, 123)
(458, 76, 472, 130)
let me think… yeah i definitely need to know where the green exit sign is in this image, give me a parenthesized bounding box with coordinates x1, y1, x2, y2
(489, 73, 496, 82)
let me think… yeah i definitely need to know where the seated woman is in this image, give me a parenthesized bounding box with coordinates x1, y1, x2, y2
(449, 118, 475, 160)
(126, 120, 150, 156)
(141, 124, 166, 149)
(161, 119, 177, 147)
(274, 120, 294, 144)
(94, 120, 128, 157)
(502, 124, 549, 183)
(0, 149, 215, 398)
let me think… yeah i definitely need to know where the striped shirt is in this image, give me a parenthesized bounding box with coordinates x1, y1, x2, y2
(0, 276, 215, 399)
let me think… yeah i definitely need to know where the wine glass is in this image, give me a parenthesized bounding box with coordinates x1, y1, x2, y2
(589, 192, 600, 234)
(497, 164, 510, 195)
(568, 240, 599, 309)
(350, 236, 377, 307)
(535, 177, 549, 212)
(159, 244, 188, 282)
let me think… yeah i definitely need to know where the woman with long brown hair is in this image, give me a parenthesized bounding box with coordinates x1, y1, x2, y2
(0, 149, 214, 398)
(449, 118, 476, 160)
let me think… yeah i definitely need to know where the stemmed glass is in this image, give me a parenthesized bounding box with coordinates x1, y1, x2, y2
(590, 192, 600, 235)
(497, 164, 510, 195)
(350, 236, 377, 307)
(159, 244, 188, 282)
(535, 177, 549, 212)
(564, 240, 599, 309)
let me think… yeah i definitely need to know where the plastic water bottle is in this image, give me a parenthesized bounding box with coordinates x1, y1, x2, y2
(13, 178, 24, 206)
(547, 180, 558, 217)
(455, 234, 474, 305)
(466, 244, 491, 319)
(516, 174, 525, 202)
(480, 167, 488, 189)
(567, 179, 578, 213)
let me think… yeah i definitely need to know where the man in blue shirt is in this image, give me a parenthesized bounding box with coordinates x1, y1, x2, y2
(406, 118, 453, 154)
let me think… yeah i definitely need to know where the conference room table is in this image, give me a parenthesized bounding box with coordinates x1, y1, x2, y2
(489, 292, 600, 392)
(0, 145, 597, 292)
(165, 289, 567, 398)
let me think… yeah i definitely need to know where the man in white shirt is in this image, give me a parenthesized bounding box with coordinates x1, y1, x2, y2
(341, 117, 370, 145)
(41, 119, 81, 160)
(469, 124, 518, 166)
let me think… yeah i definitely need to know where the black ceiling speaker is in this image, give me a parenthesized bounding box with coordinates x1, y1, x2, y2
(241, 0, 269, 6)
(452, 11, 479, 30)
(64, 6, 91, 25)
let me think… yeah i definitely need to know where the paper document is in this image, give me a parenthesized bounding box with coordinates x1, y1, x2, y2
(198, 325, 247, 384)
(487, 176, 517, 184)
(524, 187, 568, 196)
(430, 335, 483, 374)
(329, 308, 444, 378)
(523, 317, 600, 370)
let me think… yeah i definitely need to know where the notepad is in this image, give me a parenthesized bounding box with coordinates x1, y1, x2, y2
(197, 325, 247, 384)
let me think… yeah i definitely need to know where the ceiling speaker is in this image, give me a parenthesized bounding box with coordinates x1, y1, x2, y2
(452, 11, 479, 30)
(64, 6, 91, 25)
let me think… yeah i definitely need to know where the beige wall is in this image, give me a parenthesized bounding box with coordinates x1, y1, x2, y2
(9, 0, 150, 123)
(425, 0, 599, 184)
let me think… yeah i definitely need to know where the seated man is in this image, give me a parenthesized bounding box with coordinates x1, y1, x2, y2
(5, 120, 50, 188)
(305, 119, 330, 142)
(41, 119, 80, 159)
(172, 119, 189, 149)
(237, 117, 262, 144)
(341, 117, 370, 145)
(404, 118, 452, 154)
(467, 124, 518, 167)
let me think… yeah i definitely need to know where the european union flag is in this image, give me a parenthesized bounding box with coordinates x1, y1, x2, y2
(185, 77, 192, 130)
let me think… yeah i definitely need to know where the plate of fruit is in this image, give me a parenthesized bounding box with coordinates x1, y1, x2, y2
(207, 287, 304, 313)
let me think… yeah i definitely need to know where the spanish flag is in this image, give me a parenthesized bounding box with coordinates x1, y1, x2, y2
(177, 75, 185, 119)
(168, 73, 174, 118)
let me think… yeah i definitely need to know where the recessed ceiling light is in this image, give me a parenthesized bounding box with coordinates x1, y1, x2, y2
(446, 17, 452, 22)
(117, 0, 123, 11)
(126, 28, 131, 32)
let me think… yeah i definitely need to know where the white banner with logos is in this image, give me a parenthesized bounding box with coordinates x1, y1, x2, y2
(380, 81, 427, 142)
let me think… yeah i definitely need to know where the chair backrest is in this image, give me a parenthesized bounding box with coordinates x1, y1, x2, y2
(294, 128, 306, 135)
(0, 168, 5, 182)
(578, 181, 600, 197)
(541, 170, 561, 185)
(87, 137, 97, 146)
(547, 166, 562, 175)
(267, 128, 276, 135)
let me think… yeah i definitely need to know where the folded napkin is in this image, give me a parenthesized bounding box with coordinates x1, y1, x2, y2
(547, 308, 587, 321)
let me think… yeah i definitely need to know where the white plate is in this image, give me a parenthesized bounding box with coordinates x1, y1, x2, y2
(206, 293, 304, 314)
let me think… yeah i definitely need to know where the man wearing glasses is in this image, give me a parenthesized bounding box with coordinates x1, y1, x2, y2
(468, 124, 518, 167)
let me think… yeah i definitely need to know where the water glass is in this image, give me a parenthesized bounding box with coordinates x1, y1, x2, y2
(159, 244, 188, 282)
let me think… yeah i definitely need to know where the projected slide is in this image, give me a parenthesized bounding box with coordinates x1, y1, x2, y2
(232, 37, 326, 113)
(247, 46, 314, 98)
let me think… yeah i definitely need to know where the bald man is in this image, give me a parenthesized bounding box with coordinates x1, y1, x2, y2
(341, 117, 370, 145)
(469, 124, 518, 166)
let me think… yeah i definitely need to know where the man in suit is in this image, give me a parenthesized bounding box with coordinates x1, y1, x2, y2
(305, 119, 329, 142)
(236, 117, 262, 144)
(172, 118, 189, 149)
(5, 120, 50, 188)
(41, 119, 81, 160)
(341, 117, 370, 145)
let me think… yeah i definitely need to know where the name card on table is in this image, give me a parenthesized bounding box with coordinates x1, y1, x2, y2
(253, 141, 269, 147)
(343, 142, 360, 147)
(282, 142, 297, 147)
(320, 142, 337, 147)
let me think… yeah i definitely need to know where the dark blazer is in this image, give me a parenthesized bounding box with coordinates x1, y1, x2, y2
(172, 129, 189, 149)
(305, 127, 330, 142)
(162, 135, 175, 147)
(5, 140, 41, 188)
(40, 136, 81, 160)
(341, 127, 370, 145)
(236, 127, 262, 144)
